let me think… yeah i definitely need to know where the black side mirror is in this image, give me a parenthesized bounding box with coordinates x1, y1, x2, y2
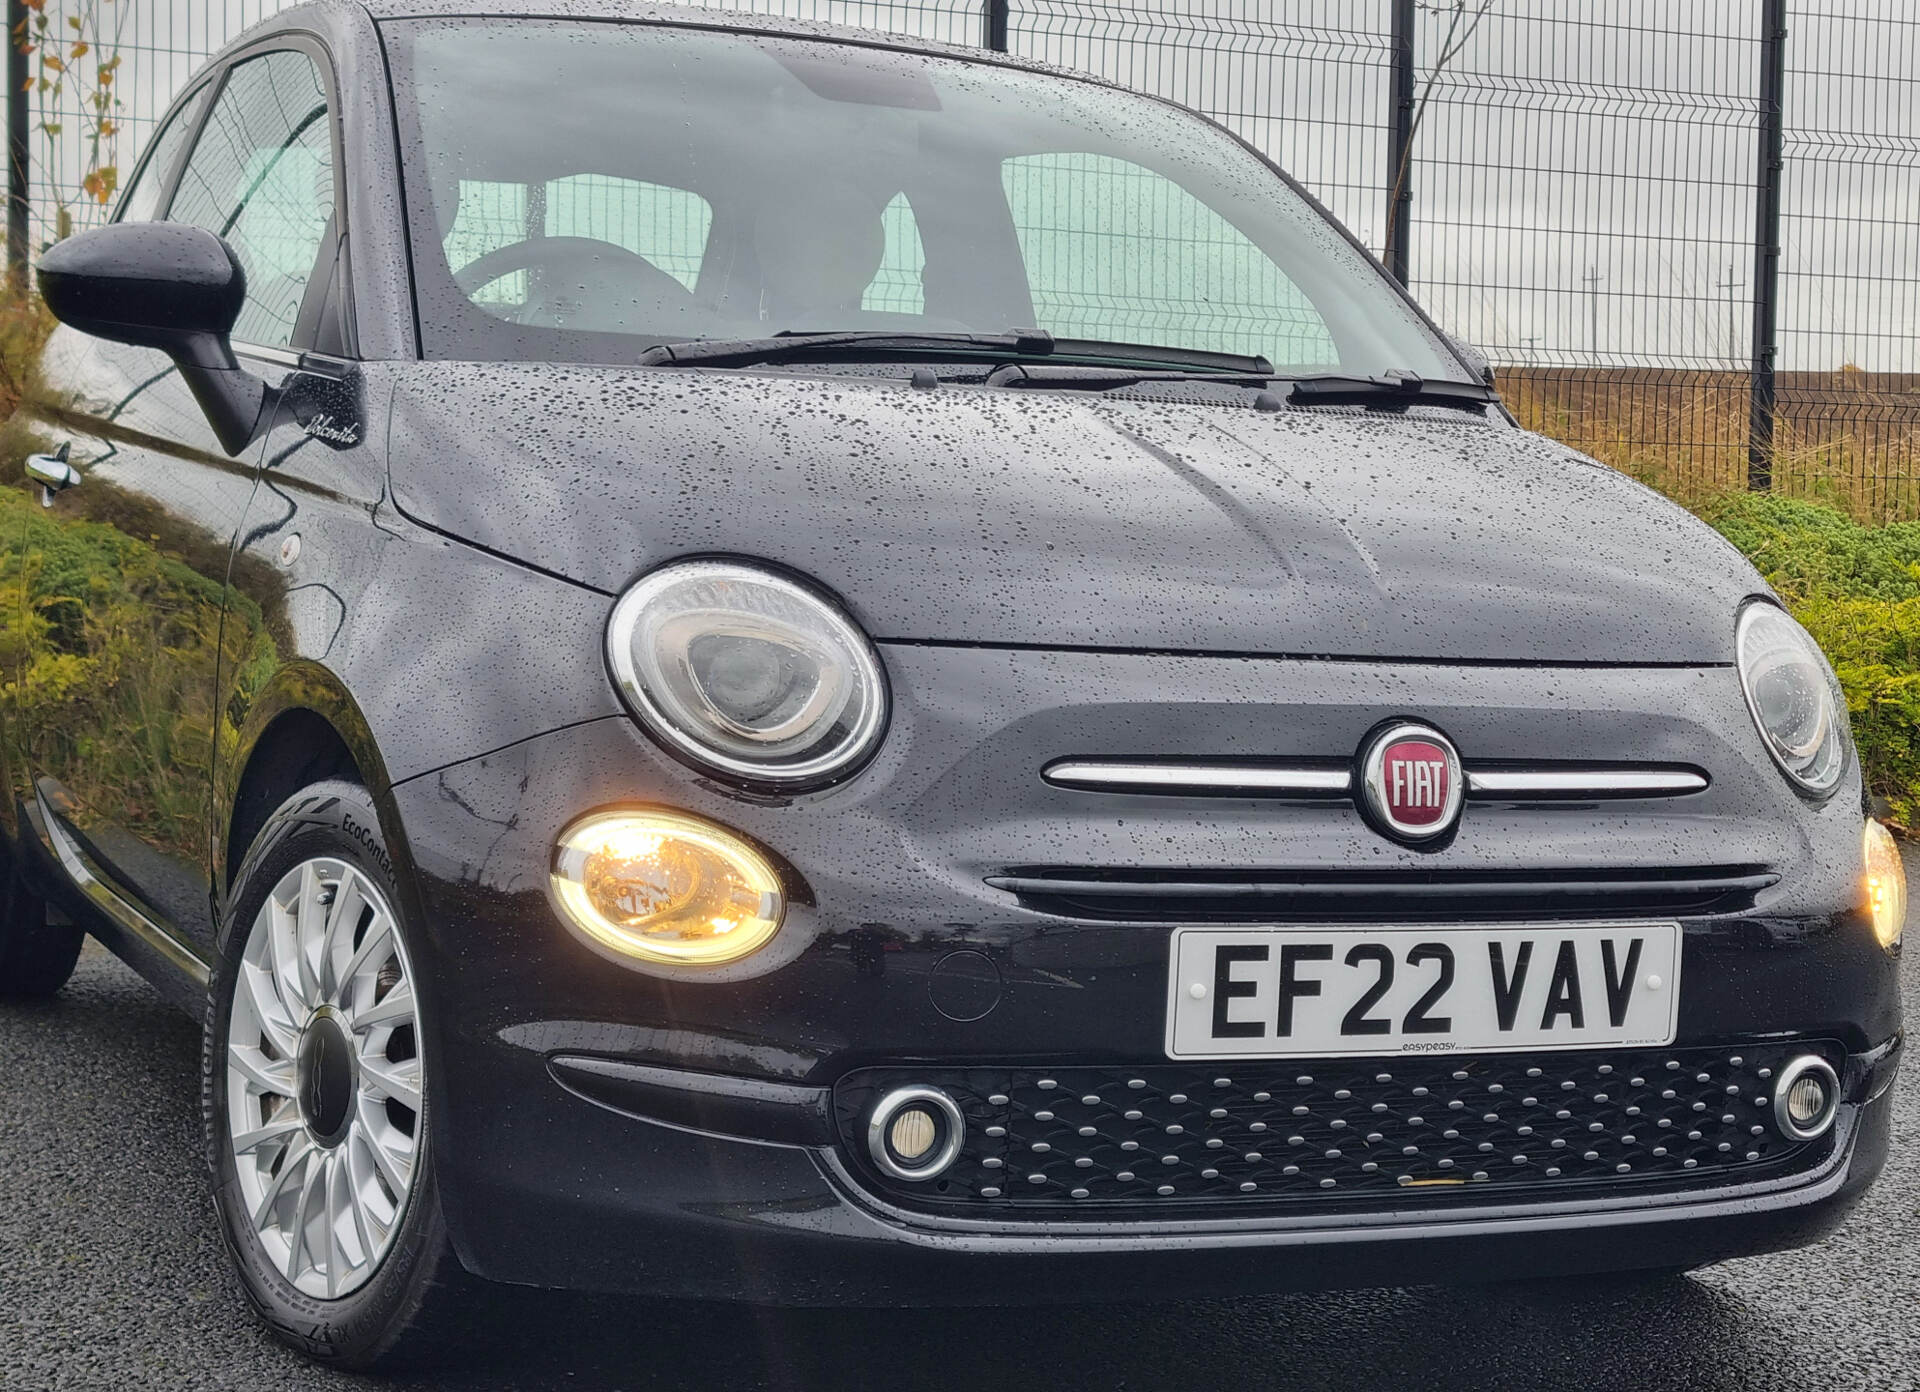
(37, 221, 271, 455)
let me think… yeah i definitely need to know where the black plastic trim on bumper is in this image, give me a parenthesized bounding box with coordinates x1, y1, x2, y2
(548, 1054, 834, 1146)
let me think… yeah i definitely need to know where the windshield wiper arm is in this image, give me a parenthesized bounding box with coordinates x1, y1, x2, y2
(639, 330, 1274, 375)
(984, 362, 1277, 392)
(1287, 371, 1498, 411)
(638, 329, 1060, 369)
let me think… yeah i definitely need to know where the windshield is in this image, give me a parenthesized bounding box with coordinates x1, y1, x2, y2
(385, 19, 1459, 377)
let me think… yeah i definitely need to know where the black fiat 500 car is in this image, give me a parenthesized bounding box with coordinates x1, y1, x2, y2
(0, 0, 1904, 1370)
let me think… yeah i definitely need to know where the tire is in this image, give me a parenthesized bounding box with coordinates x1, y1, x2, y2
(203, 780, 475, 1370)
(0, 837, 83, 999)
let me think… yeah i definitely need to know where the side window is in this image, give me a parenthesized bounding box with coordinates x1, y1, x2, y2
(862, 193, 926, 315)
(115, 86, 208, 225)
(1002, 152, 1336, 367)
(169, 50, 335, 349)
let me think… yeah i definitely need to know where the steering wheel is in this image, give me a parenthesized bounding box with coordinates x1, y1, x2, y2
(452, 235, 694, 315)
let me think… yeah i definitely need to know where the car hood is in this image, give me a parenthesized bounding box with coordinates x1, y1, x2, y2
(385, 363, 1760, 663)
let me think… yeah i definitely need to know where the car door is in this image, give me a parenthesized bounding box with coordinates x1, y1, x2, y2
(2, 44, 342, 966)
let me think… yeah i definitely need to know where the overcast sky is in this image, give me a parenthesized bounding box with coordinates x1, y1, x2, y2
(36, 0, 1920, 373)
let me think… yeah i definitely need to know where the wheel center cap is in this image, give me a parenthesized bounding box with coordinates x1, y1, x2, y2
(296, 1008, 355, 1146)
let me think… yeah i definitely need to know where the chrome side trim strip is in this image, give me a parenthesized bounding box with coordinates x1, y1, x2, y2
(1466, 769, 1709, 798)
(1043, 762, 1351, 796)
(35, 792, 210, 986)
(231, 340, 303, 369)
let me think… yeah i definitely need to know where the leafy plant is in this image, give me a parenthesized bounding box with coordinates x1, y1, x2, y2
(13, 0, 127, 244)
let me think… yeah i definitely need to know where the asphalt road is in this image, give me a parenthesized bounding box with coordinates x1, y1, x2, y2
(3, 862, 1916, 1392)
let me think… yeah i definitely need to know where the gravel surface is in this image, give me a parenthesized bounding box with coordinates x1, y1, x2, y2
(3, 862, 1915, 1392)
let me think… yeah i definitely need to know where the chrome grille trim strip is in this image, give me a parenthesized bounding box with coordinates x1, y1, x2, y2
(1044, 761, 1708, 799)
(1466, 769, 1709, 798)
(1043, 762, 1350, 796)
(34, 789, 210, 986)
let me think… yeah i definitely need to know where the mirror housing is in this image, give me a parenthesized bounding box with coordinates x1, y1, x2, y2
(37, 222, 271, 455)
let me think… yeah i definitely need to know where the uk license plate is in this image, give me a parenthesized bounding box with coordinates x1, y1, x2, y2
(1164, 923, 1681, 1060)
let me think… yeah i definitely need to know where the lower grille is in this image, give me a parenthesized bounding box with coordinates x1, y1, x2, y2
(987, 865, 1777, 921)
(833, 1042, 1839, 1216)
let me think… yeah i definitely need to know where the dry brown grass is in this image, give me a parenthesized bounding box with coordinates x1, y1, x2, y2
(1499, 366, 1920, 523)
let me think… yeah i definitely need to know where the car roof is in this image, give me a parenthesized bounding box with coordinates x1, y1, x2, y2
(254, 0, 1095, 88)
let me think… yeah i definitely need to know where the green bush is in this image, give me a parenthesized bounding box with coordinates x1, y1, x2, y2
(1696, 491, 1920, 826)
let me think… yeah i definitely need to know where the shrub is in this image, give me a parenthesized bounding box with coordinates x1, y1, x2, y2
(1696, 491, 1920, 826)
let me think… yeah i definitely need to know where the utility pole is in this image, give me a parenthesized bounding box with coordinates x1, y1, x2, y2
(983, 0, 1009, 52)
(1748, 0, 1787, 492)
(1715, 264, 1745, 365)
(6, 0, 27, 287)
(1386, 0, 1416, 287)
(1583, 266, 1603, 361)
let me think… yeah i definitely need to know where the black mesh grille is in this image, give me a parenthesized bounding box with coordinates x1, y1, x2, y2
(834, 1042, 1840, 1215)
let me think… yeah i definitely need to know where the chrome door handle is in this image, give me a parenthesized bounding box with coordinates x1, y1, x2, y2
(24, 444, 78, 507)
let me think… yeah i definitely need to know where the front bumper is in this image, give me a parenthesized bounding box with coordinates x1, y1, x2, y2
(433, 1036, 1897, 1302)
(386, 648, 1902, 1299)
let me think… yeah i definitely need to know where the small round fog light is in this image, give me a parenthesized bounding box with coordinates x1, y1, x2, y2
(890, 1107, 939, 1162)
(1772, 1055, 1840, 1141)
(550, 810, 784, 966)
(867, 1086, 964, 1182)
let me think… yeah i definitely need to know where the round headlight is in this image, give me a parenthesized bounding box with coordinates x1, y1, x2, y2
(607, 561, 887, 787)
(1735, 602, 1846, 795)
(551, 810, 785, 965)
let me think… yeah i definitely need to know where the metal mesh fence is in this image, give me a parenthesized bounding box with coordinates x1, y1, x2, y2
(1774, 3, 1920, 520)
(8, 0, 1918, 520)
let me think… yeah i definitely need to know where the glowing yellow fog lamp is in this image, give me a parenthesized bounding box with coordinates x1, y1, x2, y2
(551, 810, 784, 966)
(1864, 819, 1906, 952)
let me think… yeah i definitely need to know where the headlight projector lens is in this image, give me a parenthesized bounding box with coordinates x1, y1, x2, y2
(551, 810, 784, 966)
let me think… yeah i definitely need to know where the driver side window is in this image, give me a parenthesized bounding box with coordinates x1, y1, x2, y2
(167, 50, 335, 349)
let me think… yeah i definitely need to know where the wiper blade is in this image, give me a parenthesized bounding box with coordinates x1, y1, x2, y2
(638, 329, 1060, 369)
(639, 330, 1274, 375)
(1287, 371, 1498, 412)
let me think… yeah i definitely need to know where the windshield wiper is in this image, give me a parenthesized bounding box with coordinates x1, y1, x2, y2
(639, 329, 1062, 369)
(1286, 371, 1498, 412)
(638, 329, 1274, 376)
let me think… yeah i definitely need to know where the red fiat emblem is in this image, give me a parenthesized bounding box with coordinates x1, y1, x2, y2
(1360, 723, 1464, 842)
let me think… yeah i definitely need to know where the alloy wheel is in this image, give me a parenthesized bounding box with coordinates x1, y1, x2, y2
(224, 858, 423, 1299)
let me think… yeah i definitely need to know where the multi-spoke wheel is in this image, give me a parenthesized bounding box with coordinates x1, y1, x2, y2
(206, 780, 470, 1369)
(226, 857, 422, 1299)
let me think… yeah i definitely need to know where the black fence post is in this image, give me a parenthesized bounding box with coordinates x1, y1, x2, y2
(1748, 0, 1787, 492)
(1386, 0, 1416, 287)
(6, 0, 27, 288)
(984, 0, 1010, 53)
